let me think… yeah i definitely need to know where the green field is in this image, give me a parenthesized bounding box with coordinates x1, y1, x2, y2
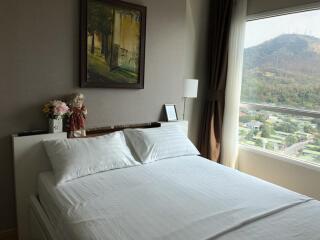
(88, 52, 138, 84)
(239, 109, 320, 165)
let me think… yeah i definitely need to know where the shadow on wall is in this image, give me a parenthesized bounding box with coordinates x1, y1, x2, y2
(184, 0, 210, 145)
(0, 136, 16, 229)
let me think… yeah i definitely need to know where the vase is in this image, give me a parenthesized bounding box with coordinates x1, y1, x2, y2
(49, 118, 63, 133)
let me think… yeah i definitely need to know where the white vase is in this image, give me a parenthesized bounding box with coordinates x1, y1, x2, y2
(49, 118, 63, 133)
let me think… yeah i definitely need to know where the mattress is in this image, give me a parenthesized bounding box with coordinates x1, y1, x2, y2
(38, 155, 320, 240)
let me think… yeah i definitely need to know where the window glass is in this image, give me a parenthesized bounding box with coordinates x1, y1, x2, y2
(240, 10, 320, 166)
(242, 10, 320, 111)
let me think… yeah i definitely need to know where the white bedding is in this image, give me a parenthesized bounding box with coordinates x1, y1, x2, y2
(38, 155, 320, 240)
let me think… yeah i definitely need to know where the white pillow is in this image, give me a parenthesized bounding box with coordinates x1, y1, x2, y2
(124, 125, 200, 163)
(43, 131, 140, 185)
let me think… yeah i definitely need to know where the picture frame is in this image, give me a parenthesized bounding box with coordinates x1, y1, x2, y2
(80, 0, 146, 89)
(164, 104, 178, 122)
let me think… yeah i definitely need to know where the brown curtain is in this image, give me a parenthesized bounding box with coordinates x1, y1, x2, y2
(199, 0, 233, 162)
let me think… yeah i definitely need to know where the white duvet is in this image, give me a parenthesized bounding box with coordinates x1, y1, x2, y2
(38, 156, 320, 240)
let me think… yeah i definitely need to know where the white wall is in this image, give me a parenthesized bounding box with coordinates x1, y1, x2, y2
(238, 147, 320, 200)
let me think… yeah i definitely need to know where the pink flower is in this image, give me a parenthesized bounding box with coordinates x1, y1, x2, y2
(43, 100, 69, 119)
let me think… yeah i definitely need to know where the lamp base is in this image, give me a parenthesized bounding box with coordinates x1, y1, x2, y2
(183, 97, 187, 120)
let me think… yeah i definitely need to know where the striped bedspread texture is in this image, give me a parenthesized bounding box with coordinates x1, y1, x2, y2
(38, 156, 320, 240)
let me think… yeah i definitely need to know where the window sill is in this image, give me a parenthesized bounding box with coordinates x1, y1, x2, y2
(239, 144, 320, 172)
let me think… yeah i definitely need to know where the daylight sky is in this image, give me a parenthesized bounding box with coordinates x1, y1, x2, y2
(245, 9, 320, 48)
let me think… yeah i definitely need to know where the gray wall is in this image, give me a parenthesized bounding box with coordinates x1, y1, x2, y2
(0, 0, 210, 231)
(185, 0, 210, 144)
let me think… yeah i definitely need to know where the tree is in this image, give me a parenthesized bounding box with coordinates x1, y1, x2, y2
(266, 142, 274, 150)
(311, 119, 320, 134)
(274, 122, 298, 133)
(285, 135, 298, 147)
(303, 124, 313, 133)
(261, 124, 272, 138)
(87, 1, 115, 65)
(255, 139, 264, 147)
(95, 7, 115, 64)
(314, 138, 320, 146)
(87, 1, 100, 54)
(255, 113, 268, 123)
(239, 115, 254, 123)
(245, 130, 254, 141)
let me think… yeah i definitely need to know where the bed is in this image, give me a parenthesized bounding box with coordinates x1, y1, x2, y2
(13, 122, 320, 240)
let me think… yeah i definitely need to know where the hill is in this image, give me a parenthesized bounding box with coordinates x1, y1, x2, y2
(241, 34, 320, 111)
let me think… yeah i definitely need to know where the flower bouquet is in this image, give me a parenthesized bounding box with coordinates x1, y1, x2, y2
(42, 100, 69, 133)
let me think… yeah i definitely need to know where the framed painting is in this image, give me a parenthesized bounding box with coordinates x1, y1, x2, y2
(80, 0, 146, 88)
(164, 104, 178, 122)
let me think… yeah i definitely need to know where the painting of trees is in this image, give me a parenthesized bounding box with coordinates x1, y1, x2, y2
(81, 0, 146, 88)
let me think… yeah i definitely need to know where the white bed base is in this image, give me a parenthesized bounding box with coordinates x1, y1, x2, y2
(13, 132, 67, 240)
(12, 122, 189, 240)
(29, 195, 58, 240)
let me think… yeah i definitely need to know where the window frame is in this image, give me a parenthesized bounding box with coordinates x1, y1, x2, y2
(247, 2, 320, 21)
(240, 4, 320, 169)
(239, 144, 320, 172)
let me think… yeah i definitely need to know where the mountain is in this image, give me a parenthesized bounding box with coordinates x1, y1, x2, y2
(241, 34, 320, 110)
(244, 34, 320, 80)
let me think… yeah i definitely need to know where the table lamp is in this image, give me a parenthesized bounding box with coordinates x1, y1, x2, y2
(183, 79, 198, 120)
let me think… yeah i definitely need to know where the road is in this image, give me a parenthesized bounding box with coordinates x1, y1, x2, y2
(283, 140, 312, 155)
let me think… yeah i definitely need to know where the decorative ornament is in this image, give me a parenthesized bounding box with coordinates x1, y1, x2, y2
(68, 93, 87, 137)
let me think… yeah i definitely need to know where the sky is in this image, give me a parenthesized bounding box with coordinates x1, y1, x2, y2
(245, 9, 320, 48)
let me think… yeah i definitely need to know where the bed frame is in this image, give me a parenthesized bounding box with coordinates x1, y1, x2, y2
(13, 121, 188, 240)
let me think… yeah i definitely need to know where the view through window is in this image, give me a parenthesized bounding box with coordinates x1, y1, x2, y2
(239, 9, 320, 166)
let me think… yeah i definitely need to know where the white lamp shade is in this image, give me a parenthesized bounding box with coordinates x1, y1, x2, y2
(183, 79, 198, 98)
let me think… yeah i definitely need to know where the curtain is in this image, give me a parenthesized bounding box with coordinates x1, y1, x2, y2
(221, 0, 247, 168)
(199, 0, 234, 162)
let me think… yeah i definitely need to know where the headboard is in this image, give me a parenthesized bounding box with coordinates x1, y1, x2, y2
(12, 121, 188, 240)
(85, 121, 161, 137)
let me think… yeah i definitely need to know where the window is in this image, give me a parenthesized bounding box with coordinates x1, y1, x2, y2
(239, 9, 320, 166)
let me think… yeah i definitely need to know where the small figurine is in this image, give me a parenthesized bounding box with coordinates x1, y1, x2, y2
(68, 93, 87, 137)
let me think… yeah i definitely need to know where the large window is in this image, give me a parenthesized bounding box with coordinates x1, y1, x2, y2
(239, 9, 320, 166)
